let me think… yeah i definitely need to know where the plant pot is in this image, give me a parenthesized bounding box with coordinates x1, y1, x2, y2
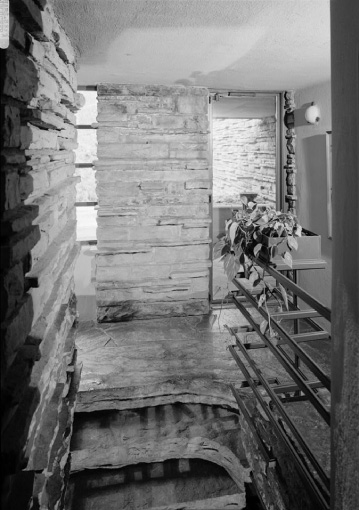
(259, 229, 322, 265)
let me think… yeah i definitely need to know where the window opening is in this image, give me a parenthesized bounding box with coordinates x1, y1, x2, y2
(74, 88, 98, 320)
(75, 89, 98, 243)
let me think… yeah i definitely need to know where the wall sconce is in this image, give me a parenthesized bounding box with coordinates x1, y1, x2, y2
(305, 102, 321, 124)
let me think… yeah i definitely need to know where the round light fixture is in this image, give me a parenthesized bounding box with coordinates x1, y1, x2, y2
(305, 103, 321, 124)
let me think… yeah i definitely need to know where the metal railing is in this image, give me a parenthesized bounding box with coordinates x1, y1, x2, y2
(226, 258, 331, 509)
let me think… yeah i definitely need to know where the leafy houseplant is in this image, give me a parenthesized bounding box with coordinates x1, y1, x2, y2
(213, 198, 303, 334)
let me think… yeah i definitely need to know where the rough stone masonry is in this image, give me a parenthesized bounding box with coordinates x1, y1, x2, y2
(95, 84, 212, 322)
(1, 1, 81, 507)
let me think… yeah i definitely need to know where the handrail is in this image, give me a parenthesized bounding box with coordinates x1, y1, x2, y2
(254, 257, 331, 321)
(228, 327, 330, 490)
(226, 261, 331, 510)
(232, 280, 331, 401)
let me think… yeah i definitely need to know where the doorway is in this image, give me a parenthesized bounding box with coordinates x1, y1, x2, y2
(210, 92, 283, 303)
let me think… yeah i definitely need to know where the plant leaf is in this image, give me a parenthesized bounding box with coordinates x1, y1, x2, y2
(249, 270, 258, 284)
(213, 238, 226, 259)
(260, 320, 268, 334)
(287, 235, 298, 251)
(221, 244, 231, 256)
(281, 251, 293, 268)
(294, 225, 302, 237)
(258, 292, 266, 308)
(228, 222, 239, 245)
(253, 243, 262, 257)
(278, 283, 289, 311)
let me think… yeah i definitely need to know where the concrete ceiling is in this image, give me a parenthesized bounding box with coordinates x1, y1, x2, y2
(53, 0, 331, 91)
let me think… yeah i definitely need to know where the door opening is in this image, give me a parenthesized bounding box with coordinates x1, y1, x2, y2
(210, 92, 283, 303)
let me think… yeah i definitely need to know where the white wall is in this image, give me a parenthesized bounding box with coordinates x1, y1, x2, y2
(295, 81, 332, 312)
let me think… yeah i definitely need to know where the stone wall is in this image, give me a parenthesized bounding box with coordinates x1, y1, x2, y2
(1, 1, 81, 507)
(95, 84, 211, 322)
(213, 117, 276, 207)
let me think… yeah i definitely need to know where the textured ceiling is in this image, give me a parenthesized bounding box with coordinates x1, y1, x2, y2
(53, 0, 331, 91)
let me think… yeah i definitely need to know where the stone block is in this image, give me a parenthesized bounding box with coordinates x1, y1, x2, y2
(98, 96, 175, 121)
(0, 225, 40, 268)
(27, 34, 46, 64)
(26, 176, 77, 220)
(176, 95, 208, 114)
(96, 263, 209, 287)
(36, 66, 61, 102)
(97, 224, 182, 244)
(97, 142, 169, 160)
(27, 219, 76, 285)
(11, 0, 47, 41)
(97, 169, 209, 185)
(21, 108, 66, 130)
(20, 124, 59, 150)
(19, 172, 34, 201)
(185, 180, 211, 190)
(0, 263, 25, 321)
(48, 163, 75, 188)
(169, 142, 208, 159)
(23, 299, 78, 472)
(95, 158, 208, 172)
(0, 204, 39, 236)
(97, 299, 209, 322)
(0, 168, 21, 211)
(58, 138, 77, 150)
(1, 294, 34, 372)
(2, 47, 38, 103)
(96, 278, 209, 304)
(98, 84, 207, 97)
(59, 77, 76, 105)
(1, 105, 21, 148)
(28, 245, 79, 345)
(96, 244, 209, 269)
(181, 226, 210, 242)
(20, 168, 48, 199)
(9, 15, 27, 49)
(96, 182, 140, 199)
(0, 149, 26, 166)
(48, 8, 76, 64)
(59, 123, 76, 139)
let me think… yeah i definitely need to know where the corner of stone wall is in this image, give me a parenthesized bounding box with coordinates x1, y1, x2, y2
(1, 1, 81, 507)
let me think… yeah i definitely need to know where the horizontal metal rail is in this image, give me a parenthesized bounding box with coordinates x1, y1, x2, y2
(75, 202, 98, 207)
(229, 353, 330, 509)
(254, 258, 331, 321)
(244, 331, 329, 350)
(75, 163, 95, 168)
(232, 280, 331, 396)
(76, 124, 98, 129)
(230, 292, 330, 425)
(77, 85, 97, 91)
(273, 381, 325, 394)
(228, 331, 330, 490)
(269, 309, 321, 320)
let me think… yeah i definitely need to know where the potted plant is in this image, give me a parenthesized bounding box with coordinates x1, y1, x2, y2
(213, 198, 310, 333)
(214, 198, 303, 274)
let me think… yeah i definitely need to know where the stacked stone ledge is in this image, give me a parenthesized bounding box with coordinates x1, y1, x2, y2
(1, 1, 81, 508)
(96, 84, 212, 322)
(213, 117, 276, 206)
